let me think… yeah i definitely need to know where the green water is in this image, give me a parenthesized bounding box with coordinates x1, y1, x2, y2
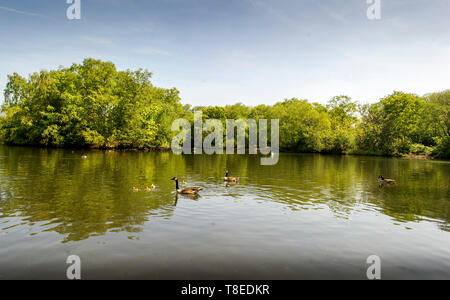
(0, 145, 449, 279)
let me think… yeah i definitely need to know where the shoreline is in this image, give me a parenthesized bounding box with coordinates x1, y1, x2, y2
(1, 143, 446, 161)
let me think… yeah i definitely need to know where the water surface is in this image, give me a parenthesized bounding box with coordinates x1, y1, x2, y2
(0, 145, 449, 279)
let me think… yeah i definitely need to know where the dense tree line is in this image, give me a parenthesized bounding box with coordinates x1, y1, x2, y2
(0, 59, 448, 158)
(0, 59, 183, 149)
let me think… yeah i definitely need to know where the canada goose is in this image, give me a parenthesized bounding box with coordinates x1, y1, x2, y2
(132, 187, 139, 192)
(378, 176, 396, 185)
(145, 184, 156, 192)
(224, 170, 239, 182)
(182, 180, 187, 186)
(171, 177, 203, 194)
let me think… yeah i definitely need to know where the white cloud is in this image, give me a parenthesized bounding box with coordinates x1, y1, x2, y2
(0, 5, 47, 18)
(81, 36, 115, 46)
(319, 4, 347, 23)
(247, 0, 297, 26)
(133, 47, 172, 56)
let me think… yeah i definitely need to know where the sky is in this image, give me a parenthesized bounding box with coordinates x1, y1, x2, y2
(0, 0, 449, 106)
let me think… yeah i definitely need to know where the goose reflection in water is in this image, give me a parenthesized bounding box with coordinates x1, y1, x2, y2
(174, 193, 201, 206)
(225, 181, 240, 188)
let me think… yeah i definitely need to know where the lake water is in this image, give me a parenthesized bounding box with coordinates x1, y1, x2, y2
(0, 145, 448, 279)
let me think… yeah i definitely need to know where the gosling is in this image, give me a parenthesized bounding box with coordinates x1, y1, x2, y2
(145, 184, 156, 192)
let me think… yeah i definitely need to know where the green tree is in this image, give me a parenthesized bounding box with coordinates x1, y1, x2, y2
(0, 59, 184, 149)
(326, 96, 358, 153)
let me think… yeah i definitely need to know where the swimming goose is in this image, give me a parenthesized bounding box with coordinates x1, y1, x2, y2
(378, 176, 396, 185)
(145, 184, 156, 192)
(224, 170, 239, 182)
(132, 187, 139, 192)
(171, 177, 203, 194)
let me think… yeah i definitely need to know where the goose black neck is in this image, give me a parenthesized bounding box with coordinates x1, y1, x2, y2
(175, 179, 179, 190)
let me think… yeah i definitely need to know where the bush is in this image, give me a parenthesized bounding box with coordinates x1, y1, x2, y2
(410, 143, 433, 156)
(432, 137, 450, 159)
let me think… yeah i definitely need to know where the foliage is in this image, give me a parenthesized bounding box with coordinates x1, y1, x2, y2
(432, 137, 450, 159)
(0, 59, 448, 158)
(410, 144, 433, 156)
(355, 91, 448, 157)
(0, 59, 184, 148)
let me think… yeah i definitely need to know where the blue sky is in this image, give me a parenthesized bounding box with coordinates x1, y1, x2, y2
(0, 0, 449, 106)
